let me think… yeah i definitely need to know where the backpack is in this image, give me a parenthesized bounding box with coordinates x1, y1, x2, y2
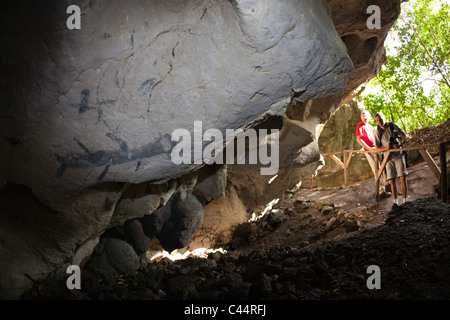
(377, 122, 408, 166)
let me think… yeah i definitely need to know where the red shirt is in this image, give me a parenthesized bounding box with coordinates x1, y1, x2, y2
(356, 122, 375, 150)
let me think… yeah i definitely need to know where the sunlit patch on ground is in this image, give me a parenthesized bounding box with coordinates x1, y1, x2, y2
(147, 247, 227, 262)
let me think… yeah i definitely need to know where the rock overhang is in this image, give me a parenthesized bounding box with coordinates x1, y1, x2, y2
(1, 0, 353, 206)
(0, 0, 404, 299)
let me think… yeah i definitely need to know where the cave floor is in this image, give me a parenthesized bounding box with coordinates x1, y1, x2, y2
(22, 158, 450, 300)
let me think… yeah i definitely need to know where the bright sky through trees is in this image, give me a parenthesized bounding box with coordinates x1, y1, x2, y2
(360, 0, 450, 132)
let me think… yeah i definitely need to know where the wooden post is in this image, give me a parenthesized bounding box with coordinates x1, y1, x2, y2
(344, 151, 354, 187)
(328, 153, 346, 187)
(345, 151, 354, 168)
(372, 152, 380, 205)
(440, 142, 447, 203)
(375, 176, 380, 204)
(375, 150, 390, 204)
(419, 149, 441, 182)
(343, 151, 348, 187)
(330, 154, 344, 168)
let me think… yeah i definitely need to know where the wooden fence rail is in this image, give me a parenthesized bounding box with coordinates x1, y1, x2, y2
(321, 141, 449, 204)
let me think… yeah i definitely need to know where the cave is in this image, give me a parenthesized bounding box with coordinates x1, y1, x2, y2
(1, 0, 449, 305)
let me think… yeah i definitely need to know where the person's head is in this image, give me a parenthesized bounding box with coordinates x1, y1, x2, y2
(360, 110, 371, 124)
(375, 112, 387, 128)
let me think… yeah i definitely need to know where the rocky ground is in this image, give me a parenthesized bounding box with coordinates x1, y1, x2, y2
(22, 169, 449, 301)
(22, 196, 450, 301)
(21, 120, 450, 301)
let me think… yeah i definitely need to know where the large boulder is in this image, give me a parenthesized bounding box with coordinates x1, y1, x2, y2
(156, 191, 205, 252)
(188, 0, 401, 249)
(84, 237, 140, 276)
(1, 0, 352, 206)
(0, 0, 401, 299)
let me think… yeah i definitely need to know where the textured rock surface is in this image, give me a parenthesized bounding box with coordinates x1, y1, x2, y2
(1, 0, 352, 206)
(0, 0, 402, 299)
(84, 238, 140, 276)
(156, 191, 205, 252)
(315, 99, 373, 188)
(23, 197, 450, 300)
(224, 0, 401, 230)
(189, 182, 249, 249)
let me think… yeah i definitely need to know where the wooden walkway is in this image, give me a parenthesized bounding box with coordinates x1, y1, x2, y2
(321, 141, 450, 204)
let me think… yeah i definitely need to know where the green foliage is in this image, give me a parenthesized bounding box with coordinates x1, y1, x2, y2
(361, 0, 450, 132)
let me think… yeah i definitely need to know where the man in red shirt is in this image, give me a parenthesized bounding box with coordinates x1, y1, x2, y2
(356, 110, 390, 197)
(356, 110, 376, 151)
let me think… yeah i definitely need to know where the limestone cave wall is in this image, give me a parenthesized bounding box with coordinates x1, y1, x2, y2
(0, 0, 401, 299)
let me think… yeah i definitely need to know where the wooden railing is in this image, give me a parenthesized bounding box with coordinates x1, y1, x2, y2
(321, 141, 449, 204)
